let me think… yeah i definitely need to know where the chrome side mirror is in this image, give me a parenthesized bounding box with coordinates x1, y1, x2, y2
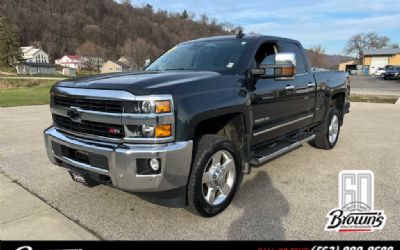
(251, 52, 296, 79)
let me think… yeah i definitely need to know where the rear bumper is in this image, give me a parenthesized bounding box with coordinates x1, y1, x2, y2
(44, 126, 193, 193)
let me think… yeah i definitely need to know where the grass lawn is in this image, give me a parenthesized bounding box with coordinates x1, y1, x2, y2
(0, 79, 57, 107)
(349, 94, 398, 104)
(0, 66, 16, 73)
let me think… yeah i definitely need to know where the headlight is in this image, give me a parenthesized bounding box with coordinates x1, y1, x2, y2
(123, 95, 174, 142)
(141, 101, 153, 113)
(126, 100, 172, 114)
(128, 124, 172, 138)
(141, 124, 172, 138)
(142, 125, 155, 137)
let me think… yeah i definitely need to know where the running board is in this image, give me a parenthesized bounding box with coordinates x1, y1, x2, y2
(250, 133, 315, 166)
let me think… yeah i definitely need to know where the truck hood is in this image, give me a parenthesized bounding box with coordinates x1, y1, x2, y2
(55, 71, 220, 95)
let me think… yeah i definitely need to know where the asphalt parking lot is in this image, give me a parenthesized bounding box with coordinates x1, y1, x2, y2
(1, 102, 400, 240)
(350, 75, 400, 96)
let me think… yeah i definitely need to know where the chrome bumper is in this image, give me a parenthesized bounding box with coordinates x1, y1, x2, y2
(44, 127, 193, 192)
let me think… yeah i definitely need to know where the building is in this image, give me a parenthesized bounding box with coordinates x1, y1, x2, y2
(118, 56, 138, 69)
(55, 55, 81, 69)
(16, 62, 56, 75)
(101, 60, 130, 73)
(338, 59, 360, 74)
(20, 46, 49, 63)
(17, 46, 55, 75)
(62, 67, 77, 77)
(362, 48, 400, 75)
(118, 56, 130, 63)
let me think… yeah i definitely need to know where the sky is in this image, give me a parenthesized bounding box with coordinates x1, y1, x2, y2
(130, 0, 400, 55)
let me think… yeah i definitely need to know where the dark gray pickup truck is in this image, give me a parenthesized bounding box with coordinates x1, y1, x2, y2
(44, 34, 350, 217)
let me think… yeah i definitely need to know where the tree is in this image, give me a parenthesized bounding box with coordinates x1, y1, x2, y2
(231, 26, 243, 35)
(0, 0, 230, 64)
(0, 17, 23, 67)
(77, 40, 105, 72)
(344, 32, 390, 59)
(181, 10, 189, 19)
(121, 38, 160, 70)
(307, 44, 327, 68)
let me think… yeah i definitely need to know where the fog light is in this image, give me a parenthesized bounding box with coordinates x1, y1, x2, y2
(149, 158, 160, 171)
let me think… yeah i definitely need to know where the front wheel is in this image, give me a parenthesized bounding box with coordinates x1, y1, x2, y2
(312, 109, 341, 149)
(186, 134, 242, 217)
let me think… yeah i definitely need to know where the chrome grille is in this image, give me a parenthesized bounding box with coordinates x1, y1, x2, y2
(52, 95, 123, 113)
(53, 114, 124, 139)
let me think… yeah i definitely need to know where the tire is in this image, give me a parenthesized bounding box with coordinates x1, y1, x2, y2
(312, 108, 341, 150)
(186, 134, 242, 217)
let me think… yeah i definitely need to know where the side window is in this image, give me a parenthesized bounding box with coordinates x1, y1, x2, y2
(252, 42, 278, 76)
(284, 42, 307, 74)
(254, 42, 278, 66)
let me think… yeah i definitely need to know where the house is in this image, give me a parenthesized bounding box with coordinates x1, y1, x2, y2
(20, 46, 49, 63)
(118, 56, 137, 69)
(118, 56, 130, 63)
(16, 62, 56, 75)
(17, 46, 55, 75)
(362, 48, 400, 75)
(55, 55, 81, 69)
(101, 60, 130, 73)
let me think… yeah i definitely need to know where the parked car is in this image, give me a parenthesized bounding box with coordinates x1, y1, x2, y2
(383, 67, 400, 80)
(44, 34, 350, 217)
(374, 67, 386, 78)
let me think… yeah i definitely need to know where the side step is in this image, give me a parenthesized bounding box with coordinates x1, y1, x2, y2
(250, 133, 315, 166)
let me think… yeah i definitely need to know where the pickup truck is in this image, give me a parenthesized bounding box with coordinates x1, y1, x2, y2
(44, 34, 350, 217)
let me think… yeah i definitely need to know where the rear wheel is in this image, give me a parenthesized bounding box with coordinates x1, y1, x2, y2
(187, 134, 242, 217)
(312, 108, 341, 149)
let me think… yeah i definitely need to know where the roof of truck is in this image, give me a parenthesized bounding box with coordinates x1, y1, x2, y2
(183, 34, 300, 44)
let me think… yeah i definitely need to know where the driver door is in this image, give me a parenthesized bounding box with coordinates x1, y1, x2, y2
(250, 42, 298, 146)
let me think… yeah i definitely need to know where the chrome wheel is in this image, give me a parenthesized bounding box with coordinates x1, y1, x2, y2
(201, 150, 236, 205)
(328, 114, 339, 144)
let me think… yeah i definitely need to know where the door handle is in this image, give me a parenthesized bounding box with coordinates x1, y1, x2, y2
(285, 85, 295, 90)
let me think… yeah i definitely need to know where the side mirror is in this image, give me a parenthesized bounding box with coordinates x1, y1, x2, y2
(144, 59, 151, 67)
(251, 52, 296, 79)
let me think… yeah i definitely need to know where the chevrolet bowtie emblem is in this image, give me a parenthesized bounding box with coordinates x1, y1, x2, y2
(67, 107, 82, 122)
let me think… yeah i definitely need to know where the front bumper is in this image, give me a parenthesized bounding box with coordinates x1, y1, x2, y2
(44, 126, 193, 192)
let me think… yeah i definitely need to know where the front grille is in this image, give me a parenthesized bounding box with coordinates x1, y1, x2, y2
(53, 114, 125, 139)
(52, 95, 123, 113)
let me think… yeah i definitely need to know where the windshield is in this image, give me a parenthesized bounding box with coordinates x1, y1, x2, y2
(146, 39, 248, 73)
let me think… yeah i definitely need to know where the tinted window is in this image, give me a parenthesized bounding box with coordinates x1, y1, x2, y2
(283, 42, 307, 74)
(146, 40, 249, 73)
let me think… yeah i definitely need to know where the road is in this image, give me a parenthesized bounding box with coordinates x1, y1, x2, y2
(350, 75, 400, 96)
(0, 103, 399, 240)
